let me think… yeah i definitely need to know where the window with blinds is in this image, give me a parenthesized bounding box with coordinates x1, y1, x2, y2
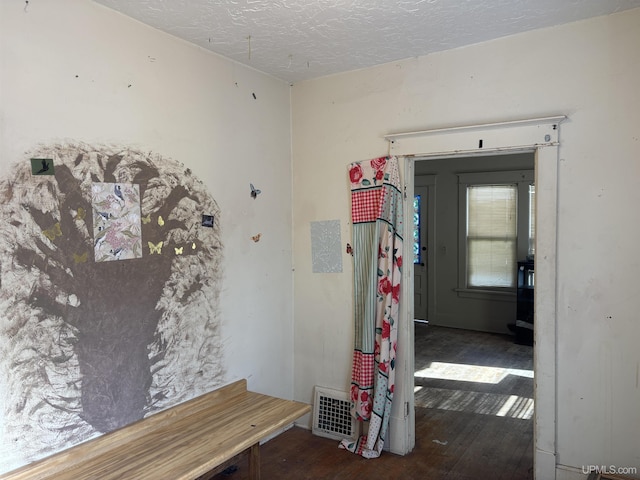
(457, 169, 534, 295)
(466, 185, 517, 288)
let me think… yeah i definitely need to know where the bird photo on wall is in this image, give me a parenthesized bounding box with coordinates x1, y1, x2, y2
(110, 248, 123, 260)
(114, 184, 125, 203)
(37, 159, 50, 174)
(31, 158, 54, 175)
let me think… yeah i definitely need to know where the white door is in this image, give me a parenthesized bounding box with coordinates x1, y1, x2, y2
(413, 186, 429, 321)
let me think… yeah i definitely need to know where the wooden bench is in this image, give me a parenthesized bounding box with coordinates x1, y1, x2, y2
(0, 379, 311, 480)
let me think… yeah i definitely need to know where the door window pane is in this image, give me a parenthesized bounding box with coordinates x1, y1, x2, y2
(413, 194, 421, 264)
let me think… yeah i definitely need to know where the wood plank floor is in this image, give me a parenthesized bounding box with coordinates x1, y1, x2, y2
(212, 325, 534, 480)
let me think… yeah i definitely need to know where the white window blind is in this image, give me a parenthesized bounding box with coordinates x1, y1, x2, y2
(467, 185, 517, 288)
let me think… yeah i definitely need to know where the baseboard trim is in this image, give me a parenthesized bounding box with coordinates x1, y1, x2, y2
(388, 412, 410, 455)
(555, 464, 588, 480)
(536, 448, 557, 479)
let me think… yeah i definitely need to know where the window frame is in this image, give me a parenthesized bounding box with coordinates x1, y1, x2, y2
(457, 170, 534, 297)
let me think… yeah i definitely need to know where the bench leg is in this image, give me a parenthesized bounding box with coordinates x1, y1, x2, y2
(249, 443, 260, 480)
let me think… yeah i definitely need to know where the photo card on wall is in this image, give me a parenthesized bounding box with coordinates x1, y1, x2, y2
(30, 158, 54, 175)
(92, 182, 143, 262)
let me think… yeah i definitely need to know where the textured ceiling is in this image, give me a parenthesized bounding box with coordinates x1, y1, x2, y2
(92, 0, 640, 83)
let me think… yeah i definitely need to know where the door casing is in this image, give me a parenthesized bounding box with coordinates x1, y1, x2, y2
(385, 116, 563, 480)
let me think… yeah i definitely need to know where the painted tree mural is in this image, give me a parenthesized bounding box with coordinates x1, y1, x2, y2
(0, 144, 224, 469)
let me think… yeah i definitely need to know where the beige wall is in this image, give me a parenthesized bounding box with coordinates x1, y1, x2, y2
(0, 0, 293, 472)
(292, 8, 640, 477)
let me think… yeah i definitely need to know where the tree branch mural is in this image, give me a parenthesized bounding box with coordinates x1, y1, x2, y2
(0, 144, 224, 470)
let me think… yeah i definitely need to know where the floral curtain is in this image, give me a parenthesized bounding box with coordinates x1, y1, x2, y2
(340, 156, 403, 458)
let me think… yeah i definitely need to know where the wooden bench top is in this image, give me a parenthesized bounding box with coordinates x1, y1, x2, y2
(1, 379, 311, 480)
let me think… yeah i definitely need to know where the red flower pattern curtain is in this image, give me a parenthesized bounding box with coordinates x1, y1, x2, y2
(340, 156, 403, 458)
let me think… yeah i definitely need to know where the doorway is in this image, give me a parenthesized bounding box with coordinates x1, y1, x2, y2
(386, 116, 563, 480)
(412, 153, 535, 476)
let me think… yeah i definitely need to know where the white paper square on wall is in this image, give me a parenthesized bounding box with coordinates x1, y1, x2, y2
(310, 220, 342, 273)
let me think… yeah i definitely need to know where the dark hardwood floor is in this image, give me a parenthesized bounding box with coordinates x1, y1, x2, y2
(212, 325, 534, 479)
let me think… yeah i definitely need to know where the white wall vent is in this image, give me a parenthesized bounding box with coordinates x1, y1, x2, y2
(312, 386, 359, 441)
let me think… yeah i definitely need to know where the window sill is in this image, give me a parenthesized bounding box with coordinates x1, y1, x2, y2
(454, 288, 516, 301)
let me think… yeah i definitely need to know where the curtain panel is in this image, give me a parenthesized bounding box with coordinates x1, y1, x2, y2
(340, 156, 403, 458)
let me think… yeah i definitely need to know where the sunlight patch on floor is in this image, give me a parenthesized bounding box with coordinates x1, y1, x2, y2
(415, 361, 533, 384)
(414, 386, 534, 420)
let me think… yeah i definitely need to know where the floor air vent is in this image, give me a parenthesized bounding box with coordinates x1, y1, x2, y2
(312, 386, 359, 441)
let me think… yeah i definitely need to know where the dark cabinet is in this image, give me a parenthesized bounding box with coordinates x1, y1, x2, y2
(515, 260, 534, 345)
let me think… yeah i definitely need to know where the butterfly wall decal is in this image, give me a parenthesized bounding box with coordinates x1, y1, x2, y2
(43, 223, 62, 241)
(346, 243, 353, 256)
(252, 233, 261, 243)
(174, 246, 183, 255)
(157, 215, 165, 227)
(148, 241, 163, 254)
(141, 214, 151, 224)
(250, 183, 261, 199)
(73, 252, 88, 263)
(75, 207, 86, 221)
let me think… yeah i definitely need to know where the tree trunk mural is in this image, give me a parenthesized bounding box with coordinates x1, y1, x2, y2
(0, 144, 224, 470)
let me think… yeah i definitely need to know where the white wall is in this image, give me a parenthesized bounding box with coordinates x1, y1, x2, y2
(0, 0, 293, 471)
(3, 1, 639, 476)
(292, 8, 640, 476)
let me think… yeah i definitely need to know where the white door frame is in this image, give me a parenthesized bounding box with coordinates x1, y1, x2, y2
(385, 116, 564, 480)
